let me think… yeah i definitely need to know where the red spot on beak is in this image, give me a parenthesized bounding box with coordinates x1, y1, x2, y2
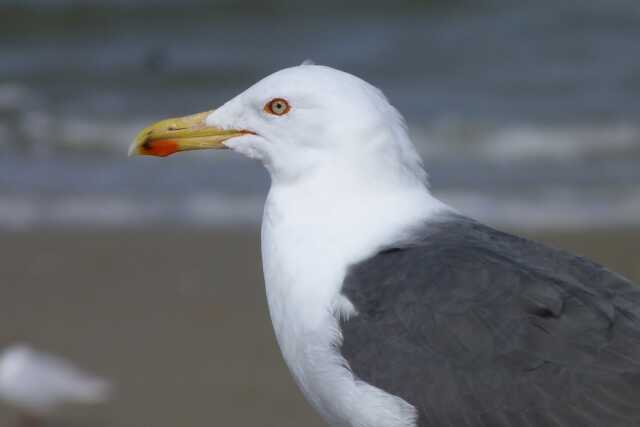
(141, 140, 179, 157)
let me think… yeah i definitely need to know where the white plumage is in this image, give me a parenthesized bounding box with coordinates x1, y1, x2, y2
(0, 344, 112, 417)
(131, 64, 449, 426)
(208, 65, 447, 426)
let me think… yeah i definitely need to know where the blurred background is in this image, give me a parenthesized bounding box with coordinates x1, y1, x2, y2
(0, 0, 638, 425)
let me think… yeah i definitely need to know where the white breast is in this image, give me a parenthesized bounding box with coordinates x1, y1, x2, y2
(260, 178, 447, 427)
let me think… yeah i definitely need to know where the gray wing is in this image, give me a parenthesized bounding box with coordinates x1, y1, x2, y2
(340, 216, 640, 427)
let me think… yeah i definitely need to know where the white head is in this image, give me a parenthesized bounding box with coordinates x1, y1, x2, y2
(131, 64, 427, 191)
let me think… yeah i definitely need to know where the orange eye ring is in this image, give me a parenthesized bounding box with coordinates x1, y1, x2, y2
(264, 98, 291, 116)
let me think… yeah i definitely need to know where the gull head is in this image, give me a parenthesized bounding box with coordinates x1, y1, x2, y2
(130, 65, 427, 187)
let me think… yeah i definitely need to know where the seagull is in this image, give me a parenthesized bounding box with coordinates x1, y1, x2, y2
(130, 64, 640, 427)
(0, 344, 112, 427)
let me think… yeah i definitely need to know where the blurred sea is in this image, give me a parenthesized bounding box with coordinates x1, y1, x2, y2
(1, 0, 639, 230)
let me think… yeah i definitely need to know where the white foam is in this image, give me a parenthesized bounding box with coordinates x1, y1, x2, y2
(184, 193, 263, 226)
(441, 188, 640, 230)
(4, 101, 640, 163)
(0, 189, 638, 231)
(412, 119, 640, 161)
(0, 193, 263, 230)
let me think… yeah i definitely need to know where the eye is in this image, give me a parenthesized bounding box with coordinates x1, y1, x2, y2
(264, 98, 291, 116)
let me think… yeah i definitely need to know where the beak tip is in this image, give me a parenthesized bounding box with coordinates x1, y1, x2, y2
(128, 141, 143, 157)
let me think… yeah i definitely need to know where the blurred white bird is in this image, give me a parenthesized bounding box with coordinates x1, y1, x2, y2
(0, 344, 112, 427)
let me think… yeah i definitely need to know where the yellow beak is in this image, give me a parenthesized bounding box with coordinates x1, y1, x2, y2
(129, 110, 250, 157)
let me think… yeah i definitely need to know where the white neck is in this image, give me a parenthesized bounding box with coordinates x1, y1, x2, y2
(260, 165, 448, 426)
(262, 160, 444, 321)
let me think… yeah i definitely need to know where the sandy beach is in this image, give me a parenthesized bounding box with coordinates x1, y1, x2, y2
(0, 227, 638, 426)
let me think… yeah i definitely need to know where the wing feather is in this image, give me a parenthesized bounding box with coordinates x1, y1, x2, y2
(340, 216, 640, 427)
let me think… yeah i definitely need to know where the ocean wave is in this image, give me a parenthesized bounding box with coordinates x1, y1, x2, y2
(0, 193, 264, 231)
(2, 97, 640, 163)
(412, 119, 640, 162)
(1, 189, 638, 231)
(441, 188, 640, 230)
